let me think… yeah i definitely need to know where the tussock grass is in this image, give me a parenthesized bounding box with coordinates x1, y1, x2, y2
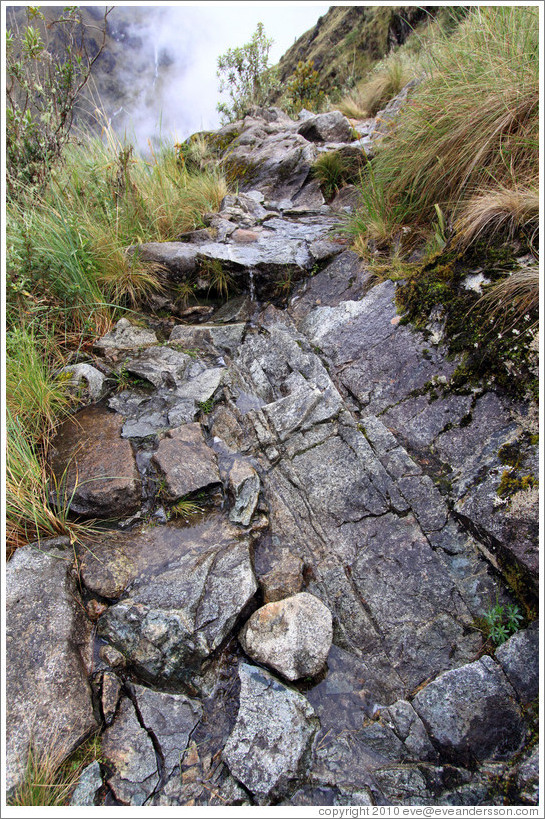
(349, 6, 539, 252)
(454, 185, 539, 249)
(338, 57, 412, 119)
(476, 265, 540, 333)
(312, 149, 366, 200)
(8, 733, 101, 807)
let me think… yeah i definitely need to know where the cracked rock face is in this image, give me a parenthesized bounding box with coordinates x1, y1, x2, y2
(239, 592, 333, 681)
(223, 664, 318, 802)
(96, 517, 257, 688)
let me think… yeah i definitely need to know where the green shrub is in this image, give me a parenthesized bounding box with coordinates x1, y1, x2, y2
(5, 6, 110, 196)
(216, 23, 279, 123)
(284, 59, 325, 115)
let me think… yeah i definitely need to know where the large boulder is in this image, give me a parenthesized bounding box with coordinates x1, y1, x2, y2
(5, 539, 98, 797)
(239, 592, 333, 680)
(223, 664, 318, 802)
(297, 111, 353, 143)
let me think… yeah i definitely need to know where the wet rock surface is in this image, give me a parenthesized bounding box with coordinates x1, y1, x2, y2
(6, 104, 538, 806)
(48, 406, 142, 517)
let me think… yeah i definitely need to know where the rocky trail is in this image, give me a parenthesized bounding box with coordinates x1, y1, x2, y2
(6, 106, 539, 807)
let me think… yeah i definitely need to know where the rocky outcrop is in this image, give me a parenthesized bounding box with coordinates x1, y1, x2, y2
(6, 102, 538, 807)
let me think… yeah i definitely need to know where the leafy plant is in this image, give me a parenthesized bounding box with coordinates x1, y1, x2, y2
(481, 600, 524, 646)
(197, 398, 215, 415)
(284, 59, 325, 115)
(216, 22, 278, 123)
(5, 5, 111, 196)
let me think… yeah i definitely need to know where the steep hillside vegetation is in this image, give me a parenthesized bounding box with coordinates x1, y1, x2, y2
(273, 5, 441, 102)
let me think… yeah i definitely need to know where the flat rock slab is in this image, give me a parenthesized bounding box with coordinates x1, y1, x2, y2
(169, 323, 245, 356)
(151, 423, 220, 500)
(5, 540, 97, 797)
(122, 346, 192, 389)
(49, 405, 141, 517)
(223, 664, 318, 802)
(94, 317, 158, 353)
(97, 515, 257, 687)
(239, 592, 333, 680)
(412, 655, 525, 764)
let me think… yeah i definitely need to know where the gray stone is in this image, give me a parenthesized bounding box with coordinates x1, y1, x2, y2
(227, 457, 260, 526)
(48, 406, 141, 517)
(298, 111, 353, 143)
(131, 684, 202, 776)
(102, 672, 122, 726)
(69, 760, 103, 806)
(94, 317, 158, 352)
(176, 366, 224, 404)
(56, 362, 107, 402)
(97, 517, 257, 687)
(495, 623, 539, 705)
(102, 697, 158, 805)
(239, 593, 333, 681)
(380, 699, 436, 760)
(223, 663, 318, 802)
(131, 241, 199, 278)
(413, 655, 525, 763)
(169, 323, 245, 356)
(151, 423, 220, 500)
(122, 346, 191, 388)
(5, 541, 97, 797)
(260, 551, 304, 603)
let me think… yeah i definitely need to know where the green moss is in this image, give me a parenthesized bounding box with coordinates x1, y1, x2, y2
(395, 240, 539, 400)
(498, 442, 523, 468)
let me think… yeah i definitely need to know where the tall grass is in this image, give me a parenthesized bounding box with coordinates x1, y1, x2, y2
(6, 126, 229, 557)
(349, 5, 539, 250)
(6, 125, 228, 333)
(338, 56, 413, 119)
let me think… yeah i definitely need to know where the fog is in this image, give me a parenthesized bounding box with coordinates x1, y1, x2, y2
(97, 2, 330, 148)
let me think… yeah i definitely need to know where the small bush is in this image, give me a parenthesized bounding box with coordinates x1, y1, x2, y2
(216, 23, 279, 123)
(284, 59, 325, 115)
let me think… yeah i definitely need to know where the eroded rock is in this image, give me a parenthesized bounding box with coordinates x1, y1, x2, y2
(151, 423, 220, 500)
(223, 663, 318, 802)
(239, 592, 333, 681)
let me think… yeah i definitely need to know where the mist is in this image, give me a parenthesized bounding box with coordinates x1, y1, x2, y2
(96, 3, 330, 149)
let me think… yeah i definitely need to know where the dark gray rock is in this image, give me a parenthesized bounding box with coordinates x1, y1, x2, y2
(151, 423, 221, 500)
(5, 540, 98, 798)
(227, 457, 260, 526)
(413, 655, 525, 763)
(223, 663, 318, 802)
(239, 593, 333, 681)
(102, 697, 158, 805)
(298, 111, 353, 143)
(511, 746, 539, 805)
(131, 684, 202, 777)
(97, 516, 257, 687)
(495, 623, 539, 705)
(48, 405, 141, 517)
